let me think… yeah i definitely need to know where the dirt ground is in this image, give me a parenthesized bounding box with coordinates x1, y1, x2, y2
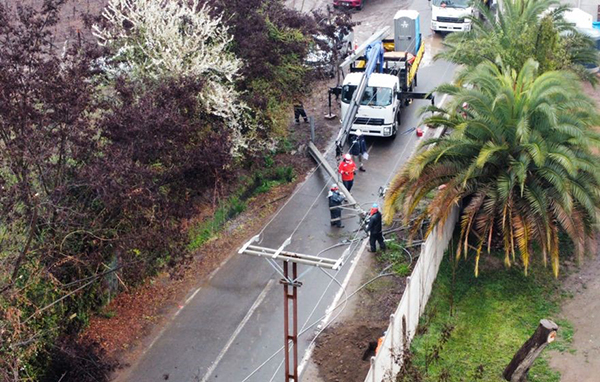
(309, 245, 408, 382)
(547, 82, 600, 381)
(548, 245, 600, 381)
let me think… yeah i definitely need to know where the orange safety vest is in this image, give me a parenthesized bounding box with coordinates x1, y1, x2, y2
(375, 336, 384, 355)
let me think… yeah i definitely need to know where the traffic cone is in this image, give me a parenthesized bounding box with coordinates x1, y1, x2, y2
(416, 127, 424, 137)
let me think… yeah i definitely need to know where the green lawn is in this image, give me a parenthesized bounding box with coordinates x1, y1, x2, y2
(402, 251, 571, 382)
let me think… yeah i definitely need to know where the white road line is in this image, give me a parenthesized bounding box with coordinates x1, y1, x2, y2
(199, 279, 276, 382)
(298, 92, 450, 379)
(144, 256, 236, 355)
(184, 255, 232, 306)
(297, 239, 368, 376)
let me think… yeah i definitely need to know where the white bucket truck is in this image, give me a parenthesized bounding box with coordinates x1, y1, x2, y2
(338, 10, 430, 141)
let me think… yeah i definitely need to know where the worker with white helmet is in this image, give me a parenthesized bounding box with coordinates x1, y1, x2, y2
(338, 153, 356, 192)
(349, 129, 367, 172)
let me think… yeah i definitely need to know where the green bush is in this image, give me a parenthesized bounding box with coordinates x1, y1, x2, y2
(188, 165, 295, 250)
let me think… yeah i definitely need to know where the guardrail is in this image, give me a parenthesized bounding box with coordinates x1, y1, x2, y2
(363, 205, 458, 382)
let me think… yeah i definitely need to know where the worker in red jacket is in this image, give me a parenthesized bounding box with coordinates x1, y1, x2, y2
(338, 153, 356, 192)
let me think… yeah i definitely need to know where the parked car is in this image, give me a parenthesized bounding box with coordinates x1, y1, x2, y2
(305, 29, 354, 77)
(333, 0, 365, 11)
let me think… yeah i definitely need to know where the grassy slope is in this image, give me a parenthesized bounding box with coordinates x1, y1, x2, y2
(405, 251, 572, 382)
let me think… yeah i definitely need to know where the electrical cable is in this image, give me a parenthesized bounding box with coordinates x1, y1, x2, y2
(259, 216, 366, 381)
(305, 267, 350, 346)
(244, 14, 470, 381)
(240, 263, 398, 382)
(265, 217, 367, 381)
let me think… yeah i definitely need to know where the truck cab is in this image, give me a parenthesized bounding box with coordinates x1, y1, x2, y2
(338, 10, 425, 139)
(431, 0, 474, 33)
(340, 72, 400, 137)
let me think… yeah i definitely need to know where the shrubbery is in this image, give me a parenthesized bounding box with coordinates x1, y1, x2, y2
(0, 0, 347, 380)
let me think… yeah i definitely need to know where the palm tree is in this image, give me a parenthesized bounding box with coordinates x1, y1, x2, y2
(437, 0, 598, 83)
(384, 59, 600, 276)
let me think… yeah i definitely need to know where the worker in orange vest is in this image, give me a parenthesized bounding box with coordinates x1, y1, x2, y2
(338, 153, 356, 192)
(375, 336, 384, 355)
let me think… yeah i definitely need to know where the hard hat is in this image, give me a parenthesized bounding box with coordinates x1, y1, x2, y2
(331, 184, 338, 190)
(344, 153, 351, 161)
(355, 129, 362, 136)
(462, 102, 469, 108)
(372, 203, 378, 209)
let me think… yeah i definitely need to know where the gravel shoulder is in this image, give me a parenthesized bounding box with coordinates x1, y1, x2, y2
(547, 82, 600, 382)
(548, 247, 600, 381)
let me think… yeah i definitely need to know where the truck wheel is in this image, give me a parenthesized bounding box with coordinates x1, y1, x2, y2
(395, 108, 402, 132)
(357, 2, 363, 10)
(390, 125, 398, 139)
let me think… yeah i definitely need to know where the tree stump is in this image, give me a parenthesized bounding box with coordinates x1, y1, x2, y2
(503, 319, 558, 381)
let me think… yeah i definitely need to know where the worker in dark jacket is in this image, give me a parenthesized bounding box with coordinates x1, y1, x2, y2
(349, 129, 367, 172)
(328, 184, 345, 228)
(293, 99, 309, 124)
(366, 203, 386, 252)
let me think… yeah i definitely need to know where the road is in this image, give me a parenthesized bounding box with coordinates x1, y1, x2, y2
(114, 1, 456, 381)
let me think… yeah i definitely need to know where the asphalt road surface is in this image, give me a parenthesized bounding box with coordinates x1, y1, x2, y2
(114, 1, 457, 381)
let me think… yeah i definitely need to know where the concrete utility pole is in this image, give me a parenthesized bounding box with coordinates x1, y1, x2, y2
(282, 261, 300, 382)
(238, 235, 347, 381)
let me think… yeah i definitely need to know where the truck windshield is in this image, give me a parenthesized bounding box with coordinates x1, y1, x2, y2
(341, 85, 393, 106)
(432, 0, 470, 8)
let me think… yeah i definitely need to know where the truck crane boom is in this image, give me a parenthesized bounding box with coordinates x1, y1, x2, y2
(334, 40, 386, 156)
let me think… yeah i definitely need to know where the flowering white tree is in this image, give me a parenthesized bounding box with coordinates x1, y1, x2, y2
(93, 0, 261, 155)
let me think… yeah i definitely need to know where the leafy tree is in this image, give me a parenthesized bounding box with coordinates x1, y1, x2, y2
(207, 0, 351, 136)
(0, 2, 110, 380)
(93, 0, 254, 156)
(437, 0, 598, 83)
(0, 2, 236, 380)
(88, 76, 236, 280)
(384, 59, 600, 277)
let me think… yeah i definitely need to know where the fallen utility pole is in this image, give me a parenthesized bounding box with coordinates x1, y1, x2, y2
(235, 29, 396, 382)
(307, 141, 361, 211)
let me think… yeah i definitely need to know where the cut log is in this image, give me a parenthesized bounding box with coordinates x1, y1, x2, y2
(503, 319, 558, 381)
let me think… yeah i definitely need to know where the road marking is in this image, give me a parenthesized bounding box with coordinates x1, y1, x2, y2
(199, 278, 276, 382)
(298, 92, 450, 377)
(298, 238, 368, 376)
(144, 255, 237, 355)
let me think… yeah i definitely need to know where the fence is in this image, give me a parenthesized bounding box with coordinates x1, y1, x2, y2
(363, 205, 458, 382)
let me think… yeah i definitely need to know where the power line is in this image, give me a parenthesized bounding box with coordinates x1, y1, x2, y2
(241, 256, 398, 382)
